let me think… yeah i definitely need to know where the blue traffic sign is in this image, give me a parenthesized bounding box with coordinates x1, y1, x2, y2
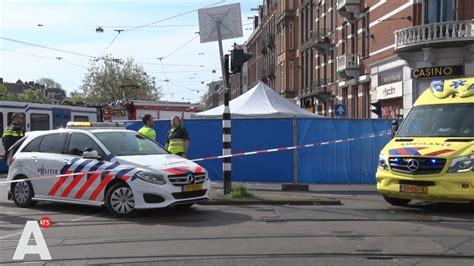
(334, 104, 347, 117)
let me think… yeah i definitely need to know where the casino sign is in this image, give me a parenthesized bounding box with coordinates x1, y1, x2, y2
(411, 65, 463, 79)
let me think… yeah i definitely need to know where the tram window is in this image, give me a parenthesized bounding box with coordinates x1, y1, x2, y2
(73, 115, 89, 122)
(30, 113, 50, 131)
(7, 112, 26, 129)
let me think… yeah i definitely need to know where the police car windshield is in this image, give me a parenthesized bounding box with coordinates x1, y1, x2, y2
(94, 131, 168, 156)
(397, 103, 474, 138)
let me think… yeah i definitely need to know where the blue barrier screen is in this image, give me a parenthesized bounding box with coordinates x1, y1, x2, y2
(124, 118, 392, 184)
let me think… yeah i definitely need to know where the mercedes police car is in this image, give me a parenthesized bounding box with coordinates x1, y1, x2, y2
(6, 122, 210, 217)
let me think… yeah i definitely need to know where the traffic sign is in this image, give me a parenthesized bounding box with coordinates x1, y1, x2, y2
(335, 104, 347, 117)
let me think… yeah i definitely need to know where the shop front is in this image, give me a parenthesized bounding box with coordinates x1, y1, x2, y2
(376, 67, 404, 119)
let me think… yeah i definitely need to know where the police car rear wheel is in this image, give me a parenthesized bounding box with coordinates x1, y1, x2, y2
(383, 195, 411, 206)
(12, 178, 37, 208)
(106, 183, 136, 217)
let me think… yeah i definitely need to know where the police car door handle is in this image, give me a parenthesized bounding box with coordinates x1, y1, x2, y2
(31, 156, 39, 162)
(63, 159, 72, 164)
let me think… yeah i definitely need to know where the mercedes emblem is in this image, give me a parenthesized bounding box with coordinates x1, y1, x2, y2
(407, 159, 420, 172)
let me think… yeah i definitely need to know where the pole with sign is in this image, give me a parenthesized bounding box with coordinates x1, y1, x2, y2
(198, 3, 243, 194)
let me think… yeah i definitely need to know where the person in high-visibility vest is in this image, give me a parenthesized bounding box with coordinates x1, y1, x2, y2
(2, 113, 25, 160)
(165, 116, 189, 157)
(138, 114, 156, 141)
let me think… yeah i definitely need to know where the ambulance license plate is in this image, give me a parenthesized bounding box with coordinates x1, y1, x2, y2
(183, 183, 202, 192)
(400, 184, 428, 194)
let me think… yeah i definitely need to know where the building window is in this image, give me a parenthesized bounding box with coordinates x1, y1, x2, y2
(289, 0, 294, 10)
(424, 0, 456, 24)
(30, 113, 50, 131)
(289, 22, 294, 50)
(363, 14, 369, 57)
(342, 87, 348, 105)
(289, 60, 295, 92)
(353, 87, 359, 118)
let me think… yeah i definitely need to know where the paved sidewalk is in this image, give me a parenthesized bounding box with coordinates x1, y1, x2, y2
(203, 181, 350, 206)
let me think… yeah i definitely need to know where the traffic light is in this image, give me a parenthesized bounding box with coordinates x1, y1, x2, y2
(230, 48, 252, 73)
(370, 101, 382, 118)
(224, 54, 230, 87)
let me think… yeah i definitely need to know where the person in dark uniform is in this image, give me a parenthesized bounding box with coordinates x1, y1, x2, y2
(165, 116, 189, 157)
(2, 113, 25, 161)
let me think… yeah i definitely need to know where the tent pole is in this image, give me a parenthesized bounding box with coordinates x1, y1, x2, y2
(292, 116, 298, 184)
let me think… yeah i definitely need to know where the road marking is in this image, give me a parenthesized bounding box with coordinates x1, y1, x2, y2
(0, 231, 23, 240)
(69, 214, 100, 222)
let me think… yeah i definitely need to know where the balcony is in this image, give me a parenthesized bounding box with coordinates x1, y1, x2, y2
(337, 0, 360, 21)
(336, 54, 360, 79)
(311, 29, 330, 53)
(394, 20, 474, 52)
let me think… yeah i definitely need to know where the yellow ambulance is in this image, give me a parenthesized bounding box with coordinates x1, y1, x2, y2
(376, 78, 473, 206)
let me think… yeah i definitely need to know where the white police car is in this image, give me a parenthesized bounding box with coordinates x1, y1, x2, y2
(6, 122, 210, 217)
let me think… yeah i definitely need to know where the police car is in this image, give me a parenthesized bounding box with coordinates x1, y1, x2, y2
(6, 122, 211, 217)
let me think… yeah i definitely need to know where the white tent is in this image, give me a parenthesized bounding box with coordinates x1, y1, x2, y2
(192, 82, 323, 119)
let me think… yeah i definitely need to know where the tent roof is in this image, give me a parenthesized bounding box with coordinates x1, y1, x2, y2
(192, 82, 322, 119)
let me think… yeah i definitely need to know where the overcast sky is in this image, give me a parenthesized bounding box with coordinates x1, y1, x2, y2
(0, 0, 256, 102)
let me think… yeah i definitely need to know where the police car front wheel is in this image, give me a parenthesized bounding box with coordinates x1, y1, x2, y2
(105, 183, 137, 217)
(12, 177, 37, 208)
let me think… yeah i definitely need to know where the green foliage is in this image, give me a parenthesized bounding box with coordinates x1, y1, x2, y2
(0, 84, 16, 101)
(36, 77, 62, 88)
(78, 55, 162, 104)
(225, 185, 254, 199)
(17, 89, 51, 104)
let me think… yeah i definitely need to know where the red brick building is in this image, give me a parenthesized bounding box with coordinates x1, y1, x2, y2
(299, 0, 474, 118)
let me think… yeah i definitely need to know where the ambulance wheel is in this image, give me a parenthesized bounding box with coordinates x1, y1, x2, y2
(174, 203, 194, 210)
(383, 195, 411, 206)
(105, 183, 137, 218)
(12, 176, 37, 208)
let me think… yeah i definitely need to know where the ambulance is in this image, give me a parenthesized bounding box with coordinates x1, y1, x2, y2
(6, 122, 211, 217)
(376, 78, 473, 206)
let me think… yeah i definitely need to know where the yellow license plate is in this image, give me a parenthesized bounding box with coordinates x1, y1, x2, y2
(183, 183, 202, 192)
(400, 184, 428, 194)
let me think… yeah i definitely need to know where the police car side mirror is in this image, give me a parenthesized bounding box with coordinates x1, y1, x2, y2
(83, 148, 99, 159)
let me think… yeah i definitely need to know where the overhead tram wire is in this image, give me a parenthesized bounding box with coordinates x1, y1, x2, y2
(0, 48, 88, 69)
(163, 35, 199, 59)
(100, 30, 122, 57)
(0, 36, 95, 59)
(123, 1, 224, 33)
(157, 57, 174, 99)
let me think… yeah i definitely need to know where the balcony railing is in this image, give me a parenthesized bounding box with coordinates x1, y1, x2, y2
(395, 20, 474, 51)
(336, 54, 360, 78)
(336, 0, 360, 20)
(336, 54, 359, 72)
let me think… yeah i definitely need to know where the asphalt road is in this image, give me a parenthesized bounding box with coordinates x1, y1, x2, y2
(1, 182, 474, 265)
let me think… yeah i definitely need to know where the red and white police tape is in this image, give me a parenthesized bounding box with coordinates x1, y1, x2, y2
(190, 131, 391, 162)
(0, 131, 390, 185)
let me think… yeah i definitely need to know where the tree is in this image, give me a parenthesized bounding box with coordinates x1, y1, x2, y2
(0, 84, 16, 101)
(36, 77, 62, 88)
(63, 90, 86, 106)
(17, 89, 51, 104)
(78, 55, 162, 104)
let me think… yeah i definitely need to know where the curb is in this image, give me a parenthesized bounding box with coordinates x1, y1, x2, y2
(198, 199, 342, 206)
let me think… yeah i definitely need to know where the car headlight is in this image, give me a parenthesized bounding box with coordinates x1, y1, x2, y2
(447, 155, 473, 173)
(136, 171, 166, 185)
(378, 154, 389, 170)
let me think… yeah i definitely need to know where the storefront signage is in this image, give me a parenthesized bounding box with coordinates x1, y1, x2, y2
(411, 65, 463, 79)
(377, 81, 403, 100)
(378, 67, 403, 86)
